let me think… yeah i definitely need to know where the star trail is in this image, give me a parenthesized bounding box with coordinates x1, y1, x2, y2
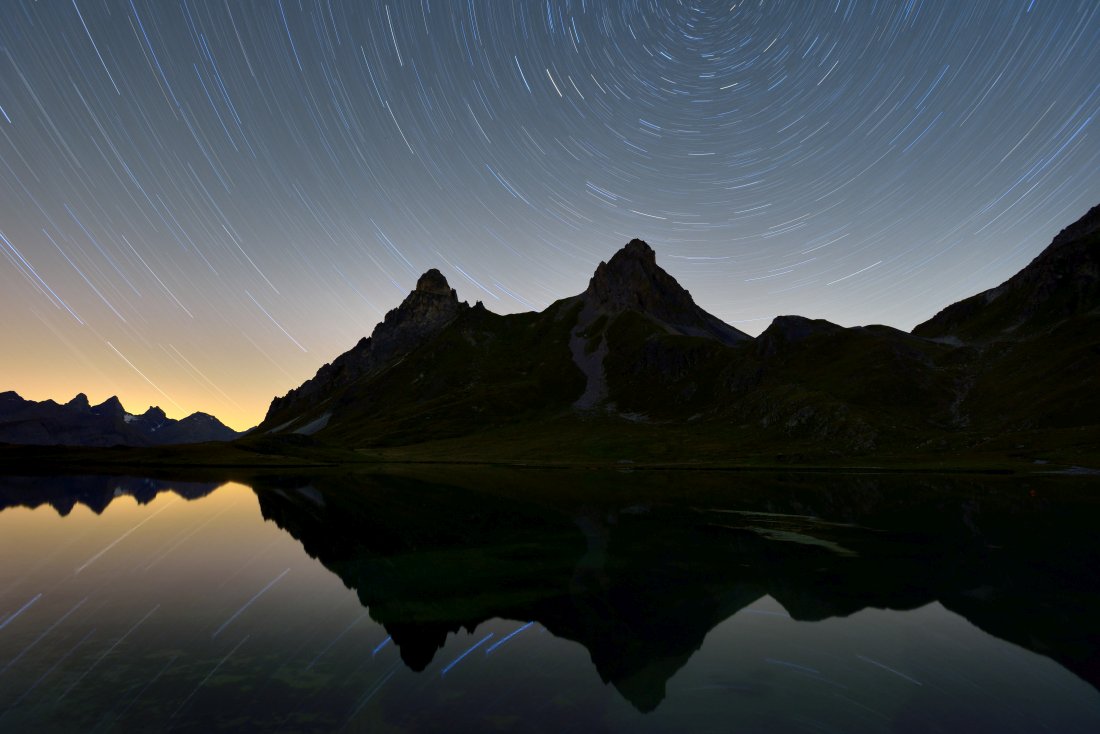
(1, 1, 1098, 429)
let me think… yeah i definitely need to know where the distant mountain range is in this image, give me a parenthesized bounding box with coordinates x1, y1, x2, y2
(252, 202, 1100, 460)
(0, 392, 240, 447)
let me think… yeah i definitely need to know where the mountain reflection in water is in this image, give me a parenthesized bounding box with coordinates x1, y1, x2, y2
(0, 468, 1097, 732)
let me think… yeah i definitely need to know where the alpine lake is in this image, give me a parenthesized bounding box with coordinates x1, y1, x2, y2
(1, 466, 1097, 732)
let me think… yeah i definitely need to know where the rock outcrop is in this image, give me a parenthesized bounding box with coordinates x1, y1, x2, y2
(260, 269, 469, 432)
(914, 203, 1100, 341)
(583, 239, 749, 345)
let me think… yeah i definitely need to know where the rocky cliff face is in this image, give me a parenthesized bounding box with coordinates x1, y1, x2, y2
(563, 239, 750, 414)
(260, 269, 468, 432)
(582, 239, 749, 345)
(914, 203, 1100, 341)
(368, 269, 467, 359)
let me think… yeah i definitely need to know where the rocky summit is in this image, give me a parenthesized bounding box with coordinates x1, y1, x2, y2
(262, 266, 470, 433)
(250, 203, 1100, 462)
(581, 239, 749, 346)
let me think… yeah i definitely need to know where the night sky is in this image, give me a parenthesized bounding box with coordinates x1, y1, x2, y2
(1, 1, 1098, 429)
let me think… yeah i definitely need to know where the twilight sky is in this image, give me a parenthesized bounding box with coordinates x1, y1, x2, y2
(1, 1, 1098, 430)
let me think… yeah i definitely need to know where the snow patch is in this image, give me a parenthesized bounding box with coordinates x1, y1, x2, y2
(266, 417, 299, 434)
(294, 412, 331, 435)
(123, 413, 137, 423)
(570, 305, 608, 411)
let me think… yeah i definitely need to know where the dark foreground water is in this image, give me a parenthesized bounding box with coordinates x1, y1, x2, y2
(0, 469, 1098, 733)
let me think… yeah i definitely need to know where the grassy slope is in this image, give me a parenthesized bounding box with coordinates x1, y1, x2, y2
(6, 418, 1098, 474)
(963, 313, 1100, 430)
(315, 301, 585, 445)
(4, 294, 1098, 474)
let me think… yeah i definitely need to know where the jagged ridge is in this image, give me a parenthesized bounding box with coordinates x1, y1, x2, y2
(260, 269, 469, 433)
(250, 207, 1100, 457)
(0, 391, 239, 446)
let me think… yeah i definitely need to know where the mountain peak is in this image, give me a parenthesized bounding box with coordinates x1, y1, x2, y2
(415, 269, 454, 297)
(621, 238, 657, 262)
(756, 315, 844, 357)
(66, 393, 90, 410)
(583, 239, 749, 345)
(91, 396, 124, 415)
(142, 406, 167, 422)
(0, 391, 27, 410)
(586, 238, 678, 310)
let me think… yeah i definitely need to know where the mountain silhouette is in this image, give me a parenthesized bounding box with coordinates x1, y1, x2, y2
(261, 268, 471, 435)
(0, 391, 240, 447)
(579, 238, 749, 345)
(915, 202, 1100, 341)
(251, 203, 1100, 461)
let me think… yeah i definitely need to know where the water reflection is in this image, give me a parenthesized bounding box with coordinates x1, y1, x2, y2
(0, 469, 1097, 731)
(0, 474, 221, 515)
(249, 469, 1100, 713)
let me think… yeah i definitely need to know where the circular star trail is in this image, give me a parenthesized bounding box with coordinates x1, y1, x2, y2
(1, 1, 1098, 428)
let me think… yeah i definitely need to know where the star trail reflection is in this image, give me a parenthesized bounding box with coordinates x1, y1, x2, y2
(0, 471, 1097, 730)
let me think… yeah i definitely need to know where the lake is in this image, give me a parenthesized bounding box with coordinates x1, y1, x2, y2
(0, 468, 1098, 732)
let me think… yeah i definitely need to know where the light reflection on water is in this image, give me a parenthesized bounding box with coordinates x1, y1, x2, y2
(0, 472, 1097, 732)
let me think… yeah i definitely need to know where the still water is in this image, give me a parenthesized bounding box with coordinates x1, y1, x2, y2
(0, 469, 1098, 732)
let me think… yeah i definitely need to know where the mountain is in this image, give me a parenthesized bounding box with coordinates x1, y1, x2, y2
(253, 237, 751, 441)
(580, 239, 749, 346)
(260, 268, 475, 435)
(911, 203, 1100, 436)
(914, 203, 1100, 341)
(0, 392, 241, 447)
(250, 203, 1100, 461)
